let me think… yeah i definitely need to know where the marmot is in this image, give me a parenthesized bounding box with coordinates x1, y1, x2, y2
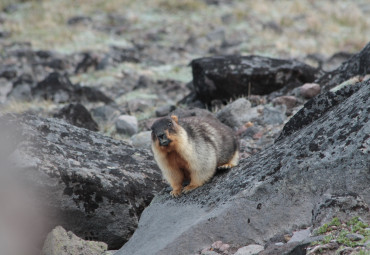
(151, 115, 239, 197)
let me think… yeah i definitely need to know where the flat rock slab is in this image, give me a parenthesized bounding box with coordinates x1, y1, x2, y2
(116, 81, 369, 255)
(1, 114, 165, 249)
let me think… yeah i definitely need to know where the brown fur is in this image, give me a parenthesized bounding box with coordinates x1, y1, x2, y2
(151, 115, 239, 197)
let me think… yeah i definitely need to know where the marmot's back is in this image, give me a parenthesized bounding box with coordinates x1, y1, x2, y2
(178, 116, 238, 167)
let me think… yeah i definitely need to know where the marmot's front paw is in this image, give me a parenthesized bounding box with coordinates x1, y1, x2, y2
(170, 189, 182, 197)
(182, 184, 200, 193)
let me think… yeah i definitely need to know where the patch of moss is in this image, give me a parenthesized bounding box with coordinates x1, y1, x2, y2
(312, 216, 370, 251)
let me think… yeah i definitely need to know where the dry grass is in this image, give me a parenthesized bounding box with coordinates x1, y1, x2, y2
(0, 0, 369, 63)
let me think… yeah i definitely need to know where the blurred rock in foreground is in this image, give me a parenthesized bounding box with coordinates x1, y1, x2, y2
(0, 113, 166, 250)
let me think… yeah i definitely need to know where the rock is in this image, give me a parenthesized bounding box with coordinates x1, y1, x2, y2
(312, 194, 369, 229)
(219, 243, 230, 252)
(276, 80, 366, 142)
(32, 72, 74, 103)
(2, 114, 165, 249)
(201, 251, 220, 255)
(31, 72, 112, 104)
(109, 45, 141, 63)
(128, 99, 151, 113)
(346, 233, 364, 241)
(261, 242, 308, 255)
(155, 104, 176, 117)
(171, 107, 215, 119)
(91, 105, 121, 123)
(7, 82, 32, 101)
(272, 95, 298, 114)
(67, 15, 93, 26)
(53, 103, 99, 131)
(239, 126, 260, 139)
(7, 73, 34, 101)
(337, 247, 354, 255)
(287, 228, 311, 243)
(0, 66, 17, 79)
(299, 83, 321, 98)
(234, 244, 264, 255)
(191, 55, 317, 105)
(316, 42, 370, 91)
(306, 241, 339, 254)
(74, 52, 100, 74)
(115, 115, 138, 136)
(41, 226, 108, 255)
(216, 98, 259, 129)
(74, 85, 113, 104)
(211, 240, 223, 249)
(262, 105, 286, 125)
(115, 81, 369, 255)
(130, 131, 152, 149)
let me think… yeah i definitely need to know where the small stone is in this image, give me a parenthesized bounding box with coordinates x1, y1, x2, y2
(338, 247, 354, 255)
(240, 126, 260, 139)
(115, 115, 138, 136)
(300, 83, 321, 99)
(234, 244, 264, 255)
(91, 105, 121, 123)
(41, 226, 107, 255)
(128, 99, 151, 113)
(211, 241, 223, 250)
(346, 233, 364, 241)
(272, 95, 298, 113)
(288, 228, 311, 243)
(201, 250, 220, 255)
(130, 131, 152, 149)
(263, 105, 286, 125)
(219, 243, 230, 252)
(216, 98, 259, 129)
(155, 104, 176, 117)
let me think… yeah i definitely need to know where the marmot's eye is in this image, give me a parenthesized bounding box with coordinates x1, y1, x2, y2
(168, 122, 172, 127)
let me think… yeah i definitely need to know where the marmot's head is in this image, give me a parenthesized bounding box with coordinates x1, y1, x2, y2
(151, 115, 179, 147)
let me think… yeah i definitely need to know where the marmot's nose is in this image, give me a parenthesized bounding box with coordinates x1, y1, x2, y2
(157, 133, 170, 146)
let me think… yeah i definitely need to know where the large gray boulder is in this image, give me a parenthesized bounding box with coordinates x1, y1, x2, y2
(0, 114, 165, 249)
(191, 55, 317, 105)
(116, 81, 369, 255)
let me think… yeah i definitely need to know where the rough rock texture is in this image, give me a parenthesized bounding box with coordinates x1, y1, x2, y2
(316, 42, 370, 91)
(1, 114, 165, 249)
(41, 226, 108, 255)
(116, 81, 369, 255)
(276, 81, 367, 142)
(191, 55, 317, 104)
(54, 103, 99, 131)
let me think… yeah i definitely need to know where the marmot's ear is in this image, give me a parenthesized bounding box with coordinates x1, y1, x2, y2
(171, 115, 178, 124)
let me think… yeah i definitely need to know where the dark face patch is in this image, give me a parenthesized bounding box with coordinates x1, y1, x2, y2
(151, 117, 175, 147)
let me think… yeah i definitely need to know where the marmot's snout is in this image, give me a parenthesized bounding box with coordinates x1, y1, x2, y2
(156, 132, 171, 146)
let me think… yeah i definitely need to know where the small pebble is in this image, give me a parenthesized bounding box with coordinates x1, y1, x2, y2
(300, 83, 321, 99)
(346, 233, 364, 241)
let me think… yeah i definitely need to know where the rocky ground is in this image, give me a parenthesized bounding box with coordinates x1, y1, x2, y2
(0, 0, 369, 255)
